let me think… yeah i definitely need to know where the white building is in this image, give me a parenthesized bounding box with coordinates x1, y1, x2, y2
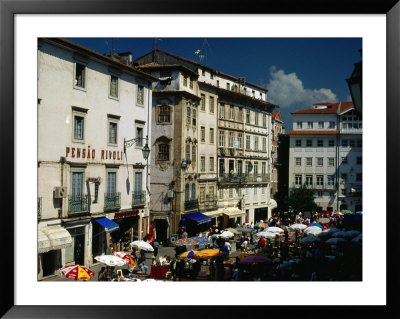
(37, 38, 156, 279)
(288, 102, 362, 213)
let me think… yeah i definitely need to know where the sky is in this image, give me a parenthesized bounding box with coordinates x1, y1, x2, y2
(67, 37, 362, 131)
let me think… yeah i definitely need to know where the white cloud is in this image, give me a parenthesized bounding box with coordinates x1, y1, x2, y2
(266, 66, 337, 108)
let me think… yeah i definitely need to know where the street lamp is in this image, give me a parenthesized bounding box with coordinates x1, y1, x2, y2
(123, 135, 150, 160)
(346, 59, 362, 113)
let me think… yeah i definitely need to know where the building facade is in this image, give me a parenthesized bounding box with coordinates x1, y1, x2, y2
(270, 111, 284, 205)
(288, 102, 362, 213)
(37, 38, 156, 279)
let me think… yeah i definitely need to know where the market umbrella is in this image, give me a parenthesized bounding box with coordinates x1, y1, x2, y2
(331, 231, 352, 239)
(194, 249, 224, 259)
(317, 218, 330, 224)
(179, 250, 197, 259)
(175, 238, 197, 245)
(309, 222, 323, 228)
(345, 230, 361, 238)
(342, 209, 354, 215)
(239, 255, 272, 264)
(224, 228, 240, 235)
(190, 236, 210, 245)
(320, 210, 332, 215)
(235, 227, 254, 234)
(112, 251, 136, 267)
(95, 255, 127, 267)
(255, 231, 281, 239)
(325, 237, 347, 245)
(130, 240, 154, 252)
(318, 227, 340, 238)
(289, 224, 307, 231)
(254, 221, 266, 229)
(300, 236, 322, 244)
(304, 226, 322, 236)
(61, 265, 95, 281)
(266, 226, 284, 233)
(333, 211, 344, 216)
(219, 230, 234, 239)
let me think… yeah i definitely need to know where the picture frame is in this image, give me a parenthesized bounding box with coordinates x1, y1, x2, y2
(1, 0, 398, 317)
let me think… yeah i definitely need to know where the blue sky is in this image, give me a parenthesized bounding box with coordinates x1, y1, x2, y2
(67, 37, 362, 131)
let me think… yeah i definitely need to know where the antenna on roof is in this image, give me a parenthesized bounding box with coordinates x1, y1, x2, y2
(195, 38, 212, 65)
(153, 38, 162, 50)
(105, 39, 116, 55)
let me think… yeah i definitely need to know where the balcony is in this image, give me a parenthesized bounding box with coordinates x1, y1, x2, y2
(68, 194, 89, 215)
(219, 173, 270, 184)
(199, 199, 218, 212)
(292, 183, 336, 190)
(132, 191, 146, 207)
(37, 197, 42, 219)
(184, 199, 199, 212)
(104, 192, 121, 211)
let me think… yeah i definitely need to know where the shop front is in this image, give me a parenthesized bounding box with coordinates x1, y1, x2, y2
(182, 212, 212, 237)
(152, 215, 170, 246)
(203, 209, 224, 228)
(111, 210, 140, 251)
(92, 217, 120, 261)
(222, 207, 245, 228)
(254, 207, 269, 223)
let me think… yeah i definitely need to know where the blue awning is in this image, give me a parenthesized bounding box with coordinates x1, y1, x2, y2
(95, 218, 119, 233)
(184, 212, 212, 225)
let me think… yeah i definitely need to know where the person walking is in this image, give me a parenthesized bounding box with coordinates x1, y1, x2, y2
(152, 240, 159, 258)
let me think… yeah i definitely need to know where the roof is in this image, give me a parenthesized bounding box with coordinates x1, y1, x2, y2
(272, 110, 283, 123)
(134, 48, 268, 92)
(42, 38, 158, 82)
(288, 130, 339, 136)
(291, 101, 353, 115)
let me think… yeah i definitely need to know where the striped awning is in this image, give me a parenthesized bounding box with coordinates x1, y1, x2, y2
(39, 225, 72, 252)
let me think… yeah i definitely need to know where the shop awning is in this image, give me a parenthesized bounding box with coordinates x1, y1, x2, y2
(95, 217, 120, 233)
(203, 209, 224, 218)
(269, 199, 278, 209)
(223, 207, 245, 218)
(38, 229, 51, 253)
(40, 225, 73, 251)
(184, 212, 212, 225)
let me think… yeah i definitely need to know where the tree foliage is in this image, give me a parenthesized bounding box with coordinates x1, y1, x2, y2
(287, 184, 317, 213)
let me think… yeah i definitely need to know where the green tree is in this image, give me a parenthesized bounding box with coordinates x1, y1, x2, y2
(287, 184, 317, 213)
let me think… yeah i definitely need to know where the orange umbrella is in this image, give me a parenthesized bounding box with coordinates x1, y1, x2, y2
(61, 265, 95, 281)
(194, 249, 224, 259)
(179, 250, 198, 259)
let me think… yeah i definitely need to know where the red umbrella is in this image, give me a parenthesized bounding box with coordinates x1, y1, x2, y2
(61, 265, 95, 281)
(320, 210, 332, 215)
(239, 256, 272, 264)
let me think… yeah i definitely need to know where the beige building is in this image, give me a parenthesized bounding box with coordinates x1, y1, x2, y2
(271, 110, 284, 203)
(37, 38, 156, 279)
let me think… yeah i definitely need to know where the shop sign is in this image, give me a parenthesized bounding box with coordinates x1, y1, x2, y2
(115, 210, 139, 219)
(65, 146, 124, 161)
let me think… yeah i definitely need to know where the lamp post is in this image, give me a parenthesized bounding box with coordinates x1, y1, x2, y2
(123, 136, 150, 160)
(346, 53, 362, 113)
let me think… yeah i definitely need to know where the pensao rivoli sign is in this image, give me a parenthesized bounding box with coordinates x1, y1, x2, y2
(65, 146, 124, 161)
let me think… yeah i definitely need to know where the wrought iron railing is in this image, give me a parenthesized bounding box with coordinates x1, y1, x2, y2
(184, 199, 199, 211)
(292, 183, 336, 190)
(104, 192, 121, 210)
(132, 191, 146, 206)
(38, 197, 42, 219)
(219, 173, 271, 184)
(68, 194, 88, 214)
(199, 199, 218, 212)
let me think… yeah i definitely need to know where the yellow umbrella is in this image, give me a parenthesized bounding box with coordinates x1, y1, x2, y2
(225, 227, 240, 235)
(194, 249, 224, 259)
(179, 250, 198, 259)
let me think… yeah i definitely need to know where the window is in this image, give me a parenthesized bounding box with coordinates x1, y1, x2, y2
(262, 162, 266, 175)
(158, 144, 169, 161)
(201, 69, 205, 76)
(263, 114, 267, 127)
(110, 75, 119, 98)
(209, 128, 214, 144)
(189, 78, 193, 89)
(137, 84, 144, 105)
(108, 122, 118, 145)
(329, 140, 335, 147)
(341, 156, 348, 164)
(229, 188, 233, 198)
(296, 122, 303, 129)
(246, 110, 250, 124)
(219, 131, 225, 147)
(317, 157, 323, 166)
(186, 106, 191, 125)
(158, 105, 170, 123)
(107, 171, 117, 196)
(306, 140, 312, 147)
(306, 157, 312, 166)
(192, 145, 196, 165)
(295, 157, 301, 166)
(238, 108, 243, 121)
(254, 136, 259, 151)
(254, 187, 257, 195)
(318, 121, 324, 129)
(255, 113, 259, 125)
(229, 132, 234, 147)
(183, 75, 187, 86)
(254, 162, 259, 176)
(328, 175, 335, 186)
(219, 188, 224, 198)
(342, 139, 348, 147)
(316, 175, 323, 186)
(317, 140, 324, 147)
(329, 121, 335, 128)
(209, 96, 214, 113)
(185, 145, 190, 161)
(185, 184, 190, 201)
(73, 115, 84, 141)
(192, 109, 196, 126)
(356, 173, 362, 182)
(220, 103, 225, 119)
(262, 138, 266, 152)
(136, 126, 143, 147)
(328, 158, 335, 167)
(210, 73, 214, 79)
(357, 139, 362, 148)
(200, 126, 205, 142)
(216, 80, 219, 87)
(209, 157, 214, 171)
(306, 175, 313, 186)
(238, 133, 243, 148)
(201, 156, 206, 172)
(252, 90, 255, 97)
(191, 184, 196, 200)
(74, 63, 86, 89)
(308, 121, 313, 129)
(246, 135, 251, 150)
(227, 83, 230, 90)
(357, 156, 362, 164)
(200, 187, 206, 203)
(341, 173, 347, 182)
(200, 94, 206, 111)
(71, 171, 84, 209)
(230, 105, 234, 120)
(295, 140, 302, 147)
(349, 140, 355, 147)
(295, 175, 302, 185)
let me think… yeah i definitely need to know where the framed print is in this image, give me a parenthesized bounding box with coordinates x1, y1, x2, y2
(1, 0, 399, 318)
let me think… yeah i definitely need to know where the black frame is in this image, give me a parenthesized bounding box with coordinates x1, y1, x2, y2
(1, 0, 399, 318)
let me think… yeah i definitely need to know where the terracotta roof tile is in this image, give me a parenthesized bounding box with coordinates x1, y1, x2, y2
(291, 101, 353, 115)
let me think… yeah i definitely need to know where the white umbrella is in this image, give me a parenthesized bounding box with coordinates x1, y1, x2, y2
(304, 226, 322, 236)
(266, 226, 284, 233)
(255, 231, 281, 239)
(94, 255, 127, 267)
(219, 230, 234, 239)
(289, 224, 307, 231)
(325, 237, 347, 245)
(300, 236, 321, 243)
(130, 240, 154, 252)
